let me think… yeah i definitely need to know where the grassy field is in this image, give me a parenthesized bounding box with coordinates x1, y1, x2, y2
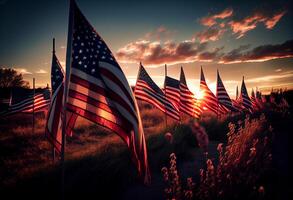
(0, 98, 290, 200)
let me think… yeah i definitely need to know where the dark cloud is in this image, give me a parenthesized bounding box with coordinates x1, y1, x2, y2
(116, 40, 208, 66)
(117, 39, 293, 65)
(198, 47, 224, 61)
(219, 40, 293, 63)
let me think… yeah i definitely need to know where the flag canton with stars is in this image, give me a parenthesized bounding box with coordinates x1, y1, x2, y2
(42, 88, 51, 100)
(11, 89, 33, 104)
(138, 65, 164, 95)
(51, 54, 64, 93)
(180, 68, 187, 85)
(71, 5, 117, 78)
(165, 76, 180, 89)
(241, 80, 250, 98)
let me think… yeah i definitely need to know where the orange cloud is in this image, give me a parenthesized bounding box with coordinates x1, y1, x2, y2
(195, 27, 225, 43)
(219, 40, 293, 64)
(228, 10, 286, 38)
(200, 8, 233, 27)
(264, 11, 286, 29)
(116, 40, 208, 67)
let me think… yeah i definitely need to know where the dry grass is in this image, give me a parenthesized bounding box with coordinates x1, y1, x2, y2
(161, 114, 275, 200)
(0, 101, 179, 187)
(0, 99, 290, 199)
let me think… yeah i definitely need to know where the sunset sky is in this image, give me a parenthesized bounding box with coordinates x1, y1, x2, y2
(0, 0, 292, 97)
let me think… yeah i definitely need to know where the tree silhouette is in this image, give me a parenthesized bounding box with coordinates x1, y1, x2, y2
(0, 68, 29, 88)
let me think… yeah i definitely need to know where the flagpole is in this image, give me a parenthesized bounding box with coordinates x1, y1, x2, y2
(216, 70, 219, 119)
(179, 67, 182, 125)
(32, 78, 35, 135)
(61, 0, 74, 198)
(52, 38, 56, 162)
(164, 64, 168, 129)
(9, 89, 12, 106)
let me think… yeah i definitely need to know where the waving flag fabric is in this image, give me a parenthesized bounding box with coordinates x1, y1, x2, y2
(45, 53, 78, 152)
(251, 88, 259, 111)
(22, 90, 50, 113)
(200, 67, 225, 115)
(216, 70, 237, 112)
(65, 0, 150, 183)
(179, 67, 201, 118)
(135, 64, 180, 120)
(0, 97, 11, 105)
(269, 93, 276, 105)
(0, 91, 11, 106)
(255, 88, 264, 108)
(45, 54, 64, 152)
(164, 76, 180, 111)
(256, 88, 262, 100)
(231, 99, 243, 111)
(240, 77, 252, 111)
(231, 85, 243, 111)
(0, 88, 50, 117)
(0, 89, 12, 115)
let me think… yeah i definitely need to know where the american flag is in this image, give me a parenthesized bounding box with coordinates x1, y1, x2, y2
(231, 99, 243, 111)
(0, 88, 50, 117)
(256, 88, 262, 100)
(250, 88, 259, 111)
(255, 88, 264, 108)
(0, 90, 11, 114)
(260, 90, 267, 103)
(231, 85, 243, 111)
(200, 67, 225, 115)
(65, 1, 150, 183)
(135, 64, 180, 120)
(0, 95, 11, 105)
(164, 76, 180, 111)
(179, 67, 201, 118)
(45, 53, 64, 152)
(239, 77, 252, 111)
(22, 91, 50, 113)
(45, 53, 77, 152)
(269, 93, 276, 105)
(216, 70, 238, 112)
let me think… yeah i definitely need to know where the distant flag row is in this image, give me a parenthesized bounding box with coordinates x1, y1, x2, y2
(0, 89, 50, 117)
(134, 65, 267, 120)
(134, 64, 204, 122)
(135, 64, 180, 120)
